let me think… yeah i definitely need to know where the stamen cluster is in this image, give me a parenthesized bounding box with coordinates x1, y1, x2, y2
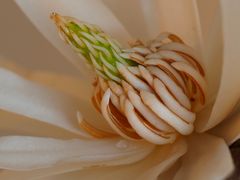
(52, 13, 207, 144)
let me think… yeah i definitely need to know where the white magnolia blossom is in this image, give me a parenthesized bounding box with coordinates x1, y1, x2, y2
(0, 0, 239, 179)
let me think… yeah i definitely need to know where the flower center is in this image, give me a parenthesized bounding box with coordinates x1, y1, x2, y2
(89, 34, 207, 144)
(52, 13, 207, 145)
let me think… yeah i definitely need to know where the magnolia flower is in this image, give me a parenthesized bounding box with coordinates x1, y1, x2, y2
(0, 0, 239, 180)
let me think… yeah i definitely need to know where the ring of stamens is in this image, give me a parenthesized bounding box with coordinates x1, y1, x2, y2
(91, 33, 206, 144)
(51, 13, 206, 145)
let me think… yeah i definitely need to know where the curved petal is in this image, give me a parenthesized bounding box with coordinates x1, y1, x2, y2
(4, 138, 186, 180)
(28, 71, 92, 99)
(104, 0, 203, 48)
(196, 1, 240, 132)
(0, 110, 80, 139)
(0, 136, 154, 171)
(14, 0, 132, 80)
(154, 0, 202, 50)
(174, 133, 234, 180)
(210, 108, 240, 145)
(0, 61, 112, 135)
(194, 0, 223, 101)
(28, 71, 112, 132)
(0, 67, 100, 137)
(102, 0, 149, 40)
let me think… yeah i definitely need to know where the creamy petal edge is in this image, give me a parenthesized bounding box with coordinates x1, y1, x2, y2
(0, 67, 92, 137)
(210, 108, 240, 145)
(0, 136, 154, 171)
(196, 0, 240, 132)
(174, 133, 234, 180)
(14, 0, 132, 80)
(0, 60, 113, 139)
(0, 138, 185, 180)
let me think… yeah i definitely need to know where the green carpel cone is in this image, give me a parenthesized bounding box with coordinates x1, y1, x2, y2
(51, 12, 137, 83)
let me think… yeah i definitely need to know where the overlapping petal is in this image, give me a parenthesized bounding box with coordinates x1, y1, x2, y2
(211, 107, 240, 145)
(196, 0, 240, 132)
(0, 60, 113, 136)
(14, 0, 132, 81)
(0, 63, 154, 179)
(174, 133, 234, 180)
(0, 68, 93, 137)
(37, 138, 186, 180)
(0, 136, 154, 173)
(28, 70, 112, 132)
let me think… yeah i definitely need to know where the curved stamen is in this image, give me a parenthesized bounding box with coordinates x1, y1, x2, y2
(140, 91, 194, 135)
(52, 13, 206, 145)
(125, 100, 176, 145)
(101, 89, 141, 140)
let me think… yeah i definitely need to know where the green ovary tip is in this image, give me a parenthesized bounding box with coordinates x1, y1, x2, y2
(51, 12, 137, 83)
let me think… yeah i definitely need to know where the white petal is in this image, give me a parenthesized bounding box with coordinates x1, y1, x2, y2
(0, 136, 154, 171)
(8, 138, 186, 180)
(194, 0, 223, 102)
(24, 65, 113, 133)
(117, 0, 202, 43)
(0, 110, 79, 139)
(0, 61, 93, 138)
(28, 71, 92, 99)
(103, 0, 150, 40)
(154, 0, 202, 49)
(0, 61, 113, 137)
(210, 109, 240, 145)
(14, 0, 132, 80)
(0, 68, 92, 137)
(174, 133, 234, 180)
(196, 1, 240, 131)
